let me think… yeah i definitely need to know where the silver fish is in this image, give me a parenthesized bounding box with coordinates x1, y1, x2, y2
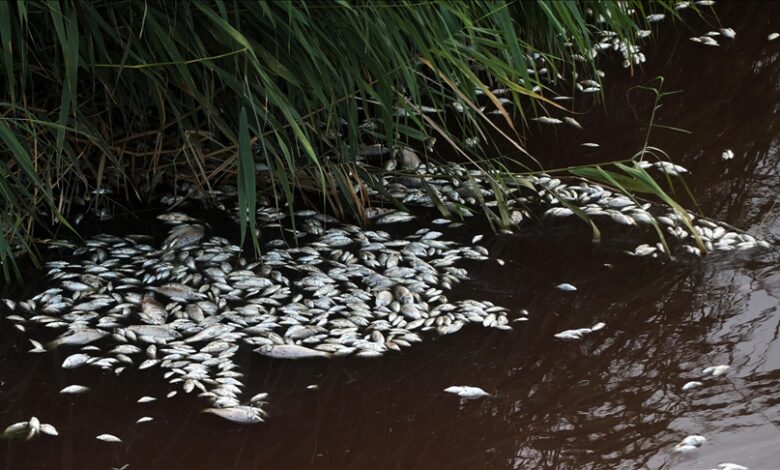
(62, 353, 90, 369)
(254, 344, 331, 360)
(60, 385, 90, 394)
(140, 294, 168, 325)
(96, 433, 122, 443)
(202, 406, 264, 423)
(444, 386, 489, 399)
(48, 328, 107, 349)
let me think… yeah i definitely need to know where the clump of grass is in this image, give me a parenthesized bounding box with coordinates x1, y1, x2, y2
(0, 1, 681, 279)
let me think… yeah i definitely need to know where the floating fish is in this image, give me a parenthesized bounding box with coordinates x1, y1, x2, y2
(681, 381, 703, 391)
(722, 149, 734, 160)
(48, 328, 107, 349)
(62, 353, 90, 369)
(563, 116, 583, 129)
(590, 322, 606, 332)
(680, 435, 706, 447)
(254, 344, 331, 360)
(581, 142, 600, 148)
(444, 386, 489, 399)
(716, 464, 748, 470)
(556, 283, 577, 292)
(703, 365, 730, 377)
(202, 406, 264, 423)
(531, 116, 563, 125)
(140, 293, 168, 325)
(60, 385, 90, 394)
(96, 433, 122, 443)
(769, 32, 779, 41)
(136, 417, 154, 424)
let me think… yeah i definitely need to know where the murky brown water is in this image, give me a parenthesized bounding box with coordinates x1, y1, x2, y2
(2, 2, 780, 469)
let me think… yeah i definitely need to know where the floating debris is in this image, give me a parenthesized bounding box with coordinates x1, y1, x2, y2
(722, 149, 735, 160)
(444, 386, 490, 399)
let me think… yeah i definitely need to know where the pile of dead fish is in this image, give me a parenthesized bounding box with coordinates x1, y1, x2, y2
(357, 154, 770, 259)
(1, 208, 513, 426)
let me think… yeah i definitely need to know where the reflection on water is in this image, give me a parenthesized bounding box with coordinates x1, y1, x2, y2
(2, 1, 780, 469)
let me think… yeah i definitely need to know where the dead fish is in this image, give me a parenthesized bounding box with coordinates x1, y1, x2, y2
(554, 329, 587, 341)
(681, 381, 703, 391)
(444, 386, 489, 399)
(202, 406, 264, 423)
(716, 464, 748, 470)
(376, 211, 416, 225)
(163, 224, 205, 250)
(699, 36, 719, 47)
(40, 424, 58, 436)
(62, 353, 90, 369)
(679, 435, 706, 447)
(556, 283, 577, 292)
(674, 444, 699, 453)
(125, 325, 181, 340)
(720, 28, 736, 39)
(28, 339, 46, 353)
(48, 328, 108, 349)
(62, 281, 92, 292)
(136, 417, 154, 424)
(769, 32, 780, 41)
(646, 13, 665, 22)
(96, 433, 122, 443)
(531, 116, 563, 125)
(137, 396, 157, 403)
(254, 344, 331, 359)
(703, 365, 730, 377)
(151, 284, 205, 301)
(721, 149, 734, 160)
(563, 117, 583, 129)
(184, 324, 234, 344)
(581, 142, 600, 148)
(140, 293, 168, 325)
(157, 212, 197, 224)
(60, 385, 90, 394)
(590, 322, 606, 331)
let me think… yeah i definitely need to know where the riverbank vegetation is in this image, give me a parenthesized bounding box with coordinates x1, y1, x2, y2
(0, 0, 684, 278)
